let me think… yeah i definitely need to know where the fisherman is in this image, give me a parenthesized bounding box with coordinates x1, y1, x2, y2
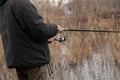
(0, 0, 64, 80)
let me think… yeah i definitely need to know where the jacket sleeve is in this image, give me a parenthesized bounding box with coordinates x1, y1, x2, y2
(20, 2, 58, 41)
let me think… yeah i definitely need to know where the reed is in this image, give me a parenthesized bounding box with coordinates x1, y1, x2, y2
(0, 0, 120, 79)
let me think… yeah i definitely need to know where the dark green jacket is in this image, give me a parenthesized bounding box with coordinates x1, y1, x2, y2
(0, 0, 58, 69)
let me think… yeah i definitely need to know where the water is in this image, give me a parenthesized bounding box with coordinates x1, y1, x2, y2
(49, 45, 120, 80)
(0, 43, 120, 80)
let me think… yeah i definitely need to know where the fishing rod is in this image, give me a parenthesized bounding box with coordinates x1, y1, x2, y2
(54, 28, 120, 42)
(64, 28, 120, 33)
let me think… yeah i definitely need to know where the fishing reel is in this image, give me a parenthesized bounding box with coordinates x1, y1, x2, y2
(54, 35, 66, 42)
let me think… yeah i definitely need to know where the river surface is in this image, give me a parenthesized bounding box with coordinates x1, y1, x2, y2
(0, 43, 120, 80)
(47, 45, 120, 80)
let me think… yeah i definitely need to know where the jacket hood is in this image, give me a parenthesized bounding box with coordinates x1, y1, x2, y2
(0, 0, 7, 5)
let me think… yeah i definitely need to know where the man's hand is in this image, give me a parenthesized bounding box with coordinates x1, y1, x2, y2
(57, 25, 64, 33)
(48, 38, 54, 43)
(48, 25, 64, 43)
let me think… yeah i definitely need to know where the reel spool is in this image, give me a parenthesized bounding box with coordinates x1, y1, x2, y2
(55, 35, 66, 42)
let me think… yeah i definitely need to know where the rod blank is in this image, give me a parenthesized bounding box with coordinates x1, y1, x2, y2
(64, 29, 120, 33)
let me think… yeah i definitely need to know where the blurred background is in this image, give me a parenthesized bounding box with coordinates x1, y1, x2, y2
(0, 0, 120, 80)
